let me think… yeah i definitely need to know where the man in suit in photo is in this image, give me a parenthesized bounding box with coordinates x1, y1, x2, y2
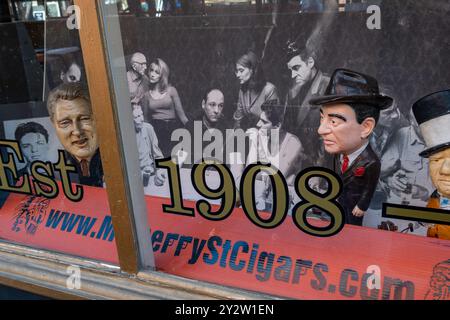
(283, 41, 331, 169)
(14, 121, 50, 177)
(311, 69, 393, 226)
(185, 88, 228, 166)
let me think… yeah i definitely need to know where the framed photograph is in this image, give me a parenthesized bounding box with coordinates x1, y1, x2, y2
(3, 116, 63, 170)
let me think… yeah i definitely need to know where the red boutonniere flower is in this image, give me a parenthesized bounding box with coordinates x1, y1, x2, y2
(353, 167, 365, 177)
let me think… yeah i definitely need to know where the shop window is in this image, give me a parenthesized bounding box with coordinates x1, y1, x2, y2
(0, 3, 119, 266)
(101, 0, 450, 299)
(1, 0, 449, 301)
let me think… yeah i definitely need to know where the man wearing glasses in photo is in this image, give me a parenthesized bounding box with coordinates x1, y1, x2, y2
(127, 52, 150, 103)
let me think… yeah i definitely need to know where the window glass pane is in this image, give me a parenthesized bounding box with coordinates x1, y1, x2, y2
(106, 0, 449, 299)
(0, 1, 119, 266)
(8, 0, 71, 21)
(117, 0, 333, 17)
(115, 0, 383, 17)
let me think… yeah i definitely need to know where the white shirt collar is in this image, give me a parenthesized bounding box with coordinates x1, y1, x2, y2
(436, 191, 450, 208)
(439, 194, 450, 209)
(341, 141, 369, 167)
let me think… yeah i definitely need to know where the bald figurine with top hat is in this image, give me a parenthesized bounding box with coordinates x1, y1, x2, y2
(310, 69, 393, 226)
(412, 90, 450, 240)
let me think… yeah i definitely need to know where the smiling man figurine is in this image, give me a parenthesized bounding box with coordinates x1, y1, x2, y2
(47, 83, 103, 187)
(310, 69, 393, 226)
(412, 90, 450, 240)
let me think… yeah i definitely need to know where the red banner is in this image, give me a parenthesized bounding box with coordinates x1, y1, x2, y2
(0, 185, 449, 300)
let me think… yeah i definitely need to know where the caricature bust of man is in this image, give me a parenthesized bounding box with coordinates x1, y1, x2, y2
(310, 69, 393, 226)
(412, 89, 450, 240)
(47, 83, 103, 187)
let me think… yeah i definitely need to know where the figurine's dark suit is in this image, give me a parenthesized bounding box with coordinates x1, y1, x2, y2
(334, 144, 381, 226)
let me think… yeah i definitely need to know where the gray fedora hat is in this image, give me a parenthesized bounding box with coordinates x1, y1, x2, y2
(310, 69, 393, 109)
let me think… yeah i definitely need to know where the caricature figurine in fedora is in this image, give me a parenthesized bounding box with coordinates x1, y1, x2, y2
(310, 69, 393, 226)
(412, 90, 450, 240)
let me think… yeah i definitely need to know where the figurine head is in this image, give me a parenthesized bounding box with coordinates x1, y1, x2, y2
(413, 90, 450, 196)
(47, 83, 98, 162)
(311, 69, 392, 155)
(318, 102, 379, 155)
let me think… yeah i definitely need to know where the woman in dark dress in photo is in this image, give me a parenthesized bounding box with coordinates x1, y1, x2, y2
(233, 51, 279, 130)
(142, 58, 189, 157)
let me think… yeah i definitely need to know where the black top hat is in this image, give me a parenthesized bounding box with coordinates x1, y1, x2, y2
(412, 89, 450, 158)
(309, 69, 393, 109)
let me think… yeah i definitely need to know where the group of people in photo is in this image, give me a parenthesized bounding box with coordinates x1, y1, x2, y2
(125, 41, 330, 189)
(122, 37, 444, 239)
(5, 35, 447, 239)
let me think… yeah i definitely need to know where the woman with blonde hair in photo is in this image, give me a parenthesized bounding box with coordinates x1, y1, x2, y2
(142, 58, 189, 157)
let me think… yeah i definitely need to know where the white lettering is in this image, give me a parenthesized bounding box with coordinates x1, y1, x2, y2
(366, 5, 381, 30)
(366, 265, 381, 289)
(66, 5, 81, 30)
(66, 265, 81, 290)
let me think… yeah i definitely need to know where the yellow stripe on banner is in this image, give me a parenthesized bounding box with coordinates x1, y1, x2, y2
(385, 205, 450, 224)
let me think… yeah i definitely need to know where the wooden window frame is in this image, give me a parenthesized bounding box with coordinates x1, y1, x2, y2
(72, 0, 154, 274)
(0, 241, 276, 299)
(0, 0, 278, 300)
